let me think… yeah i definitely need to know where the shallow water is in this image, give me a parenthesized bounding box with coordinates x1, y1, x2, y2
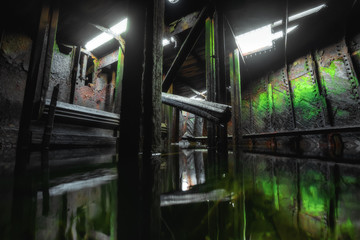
(1, 148, 360, 239)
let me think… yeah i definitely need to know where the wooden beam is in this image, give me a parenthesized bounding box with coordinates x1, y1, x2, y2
(162, 93, 231, 124)
(141, 0, 164, 238)
(117, 0, 164, 239)
(162, 4, 213, 92)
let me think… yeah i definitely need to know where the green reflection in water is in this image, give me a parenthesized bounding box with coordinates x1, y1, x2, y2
(160, 153, 360, 240)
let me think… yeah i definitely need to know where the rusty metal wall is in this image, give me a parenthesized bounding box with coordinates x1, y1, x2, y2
(269, 68, 294, 131)
(250, 75, 270, 133)
(315, 39, 360, 126)
(241, 36, 360, 135)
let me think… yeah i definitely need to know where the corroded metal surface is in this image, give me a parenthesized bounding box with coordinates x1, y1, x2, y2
(97, 49, 119, 69)
(251, 76, 270, 133)
(241, 94, 252, 134)
(268, 68, 293, 131)
(315, 40, 360, 126)
(167, 12, 199, 36)
(289, 54, 324, 129)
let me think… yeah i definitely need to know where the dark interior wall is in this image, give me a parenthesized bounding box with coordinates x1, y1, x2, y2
(46, 46, 118, 111)
(46, 45, 73, 103)
(0, 31, 32, 150)
(240, 34, 360, 135)
(74, 71, 116, 111)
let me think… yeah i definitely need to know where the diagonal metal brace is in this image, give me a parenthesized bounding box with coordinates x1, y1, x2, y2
(162, 4, 214, 92)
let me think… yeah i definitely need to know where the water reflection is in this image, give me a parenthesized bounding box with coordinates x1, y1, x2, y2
(35, 169, 117, 240)
(179, 150, 205, 191)
(2, 148, 360, 239)
(161, 151, 360, 240)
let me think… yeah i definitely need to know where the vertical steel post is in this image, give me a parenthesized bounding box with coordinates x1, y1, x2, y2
(229, 50, 242, 147)
(215, 5, 228, 152)
(205, 17, 217, 149)
(113, 46, 124, 114)
(16, 0, 58, 167)
(69, 46, 81, 103)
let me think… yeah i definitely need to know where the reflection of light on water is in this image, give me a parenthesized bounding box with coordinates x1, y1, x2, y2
(182, 177, 189, 191)
(180, 149, 205, 191)
(37, 174, 117, 198)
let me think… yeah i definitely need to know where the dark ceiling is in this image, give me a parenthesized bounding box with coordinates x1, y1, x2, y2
(4, 0, 358, 98)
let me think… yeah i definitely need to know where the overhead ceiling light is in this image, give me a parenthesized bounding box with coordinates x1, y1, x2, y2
(234, 3, 326, 56)
(85, 18, 128, 51)
(168, 0, 180, 3)
(235, 25, 273, 55)
(272, 3, 326, 27)
(235, 24, 298, 55)
(272, 25, 299, 40)
(289, 4, 326, 22)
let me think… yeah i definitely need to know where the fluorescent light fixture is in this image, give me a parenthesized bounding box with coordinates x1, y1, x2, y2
(289, 4, 326, 22)
(272, 25, 299, 40)
(85, 18, 128, 51)
(235, 24, 298, 55)
(272, 3, 326, 27)
(235, 25, 273, 55)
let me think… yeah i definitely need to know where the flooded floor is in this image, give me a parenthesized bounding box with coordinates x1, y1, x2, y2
(1, 148, 360, 239)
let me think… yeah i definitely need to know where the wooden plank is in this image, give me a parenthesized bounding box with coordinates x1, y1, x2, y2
(162, 93, 231, 123)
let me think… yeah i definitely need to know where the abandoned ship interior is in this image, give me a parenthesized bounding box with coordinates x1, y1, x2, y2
(1, 0, 360, 239)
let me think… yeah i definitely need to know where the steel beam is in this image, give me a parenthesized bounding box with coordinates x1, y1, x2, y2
(98, 49, 120, 69)
(215, 5, 228, 152)
(205, 17, 217, 148)
(229, 50, 242, 146)
(162, 4, 213, 92)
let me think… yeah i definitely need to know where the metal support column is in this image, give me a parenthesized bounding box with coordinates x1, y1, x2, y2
(215, 4, 228, 152)
(205, 17, 217, 149)
(229, 49, 242, 147)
